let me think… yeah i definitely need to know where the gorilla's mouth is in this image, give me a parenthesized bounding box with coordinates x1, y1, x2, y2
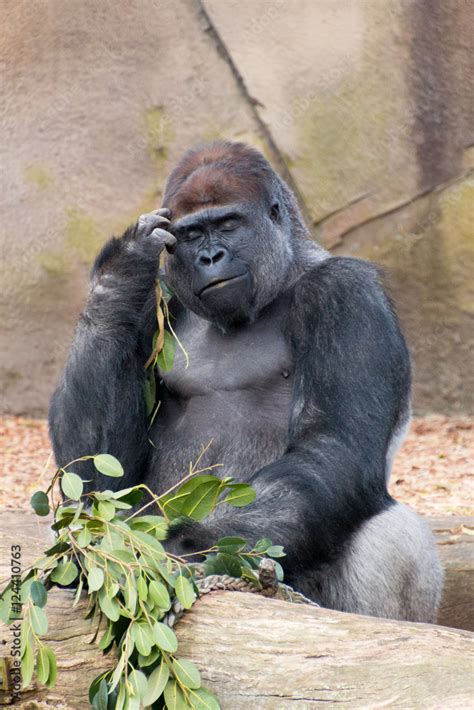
(198, 273, 247, 297)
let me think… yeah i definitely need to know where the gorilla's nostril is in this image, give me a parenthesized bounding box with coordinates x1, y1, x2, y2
(213, 250, 225, 264)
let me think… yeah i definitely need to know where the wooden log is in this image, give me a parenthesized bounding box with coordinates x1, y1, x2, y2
(431, 516, 474, 631)
(0, 513, 473, 708)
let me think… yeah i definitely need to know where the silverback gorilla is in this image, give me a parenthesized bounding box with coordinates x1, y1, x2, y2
(49, 142, 442, 621)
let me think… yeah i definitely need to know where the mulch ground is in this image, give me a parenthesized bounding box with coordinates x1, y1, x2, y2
(0, 415, 472, 517)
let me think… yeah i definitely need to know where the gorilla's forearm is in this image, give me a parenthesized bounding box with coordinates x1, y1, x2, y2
(166, 440, 390, 579)
(48, 227, 161, 491)
(48, 322, 150, 492)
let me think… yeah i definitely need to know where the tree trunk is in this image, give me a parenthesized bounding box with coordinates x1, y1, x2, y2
(0, 513, 473, 709)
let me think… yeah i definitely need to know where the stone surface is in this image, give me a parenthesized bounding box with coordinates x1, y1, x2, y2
(0, 0, 472, 414)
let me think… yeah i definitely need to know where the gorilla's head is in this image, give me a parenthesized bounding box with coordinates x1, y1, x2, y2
(162, 142, 325, 329)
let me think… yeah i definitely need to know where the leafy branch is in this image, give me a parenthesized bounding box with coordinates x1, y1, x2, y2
(0, 454, 285, 709)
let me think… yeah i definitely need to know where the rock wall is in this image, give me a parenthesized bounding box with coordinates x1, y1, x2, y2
(0, 0, 472, 415)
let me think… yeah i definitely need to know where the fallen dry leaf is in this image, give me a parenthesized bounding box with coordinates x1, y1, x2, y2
(0, 414, 472, 517)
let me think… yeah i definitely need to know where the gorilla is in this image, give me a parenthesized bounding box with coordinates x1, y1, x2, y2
(49, 141, 442, 622)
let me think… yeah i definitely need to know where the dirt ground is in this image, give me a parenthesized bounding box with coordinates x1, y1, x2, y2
(0, 415, 472, 517)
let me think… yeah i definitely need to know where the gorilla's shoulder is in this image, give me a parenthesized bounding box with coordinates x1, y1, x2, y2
(289, 256, 395, 337)
(294, 256, 385, 302)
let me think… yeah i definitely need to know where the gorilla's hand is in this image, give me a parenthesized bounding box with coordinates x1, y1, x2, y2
(91, 208, 177, 288)
(136, 208, 177, 256)
(165, 519, 221, 561)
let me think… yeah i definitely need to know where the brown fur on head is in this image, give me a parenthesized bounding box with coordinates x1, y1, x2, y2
(162, 141, 273, 218)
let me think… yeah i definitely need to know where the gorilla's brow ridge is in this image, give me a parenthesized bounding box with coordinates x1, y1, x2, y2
(173, 204, 245, 233)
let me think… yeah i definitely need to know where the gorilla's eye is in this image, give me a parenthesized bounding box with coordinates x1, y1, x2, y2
(183, 229, 202, 241)
(219, 218, 239, 232)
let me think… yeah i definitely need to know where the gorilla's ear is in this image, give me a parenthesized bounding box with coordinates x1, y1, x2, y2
(270, 202, 281, 224)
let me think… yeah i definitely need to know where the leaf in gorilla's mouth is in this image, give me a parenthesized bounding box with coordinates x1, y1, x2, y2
(199, 273, 247, 296)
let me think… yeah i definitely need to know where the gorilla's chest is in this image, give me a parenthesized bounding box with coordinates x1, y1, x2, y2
(152, 309, 294, 486)
(162, 312, 293, 397)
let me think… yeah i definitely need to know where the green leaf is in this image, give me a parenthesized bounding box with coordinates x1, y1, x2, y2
(73, 576, 84, 607)
(21, 621, 32, 657)
(30, 605, 48, 635)
(274, 560, 284, 582)
(156, 330, 176, 372)
(188, 687, 221, 710)
(132, 530, 166, 557)
(124, 575, 137, 613)
(87, 566, 105, 593)
(108, 548, 135, 564)
(30, 580, 47, 608)
(98, 589, 120, 622)
(71, 501, 85, 525)
(93, 454, 124, 478)
(36, 645, 50, 685)
(156, 563, 177, 588)
(240, 567, 261, 587)
(253, 537, 272, 553)
(163, 678, 189, 710)
(171, 658, 201, 690)
(209, 553, 242, 578)
(148, 580, 171, 611)
(152, 621, 178, 653)
(109, 498, 131, 510)
(97, 500, 116, 521)
(216, 536, 247, 554)
(92, 678, 108, 710)
(44, 646, 57, 688)
(31, 491, 50, 516)
(160, 474, 220, 520)
(113, 487, 144, 507)
(143, 659, 170, 705)
(138, 647, 161, 668)
(266, 545, 286, 558)
(89, 672, 111, 704)
(44, 540, 70, 556)
(77, 527, 92, 547)
(61, 471, 84, 500)
(115, 680, 127, 710)
(175, 575, 196, 610)
(50, 560, 78, 586)
(130, 515, 168, 539)
(137, 575, 148, 602)
(131, 621, 153, 656)
(97, 621, 116, 651)
(181, 480, 222, 522)
(109, 653, 126, 692)
(223, 483, 256, 508)
(51, 515, 74, 531)
(129, 669, 148, 700)
(21, 644, 35, 688)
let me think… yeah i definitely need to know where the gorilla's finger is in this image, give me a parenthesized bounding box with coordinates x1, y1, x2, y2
(155, 207, 172, 218)
(150, 228, 177, 254)
(138, 213, 171, 232)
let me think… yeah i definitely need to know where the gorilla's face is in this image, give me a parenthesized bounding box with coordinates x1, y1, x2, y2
(164, 200, 292, 328)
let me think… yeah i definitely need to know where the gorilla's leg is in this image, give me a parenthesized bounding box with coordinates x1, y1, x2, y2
(303, 503, 443, 622)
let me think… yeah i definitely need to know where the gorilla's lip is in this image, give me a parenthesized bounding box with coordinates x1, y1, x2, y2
(198, 273, 247, 297)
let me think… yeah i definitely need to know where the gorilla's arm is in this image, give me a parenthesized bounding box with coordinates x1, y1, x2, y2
(169, 258, 411, 578)
(48, 212, 175, 491)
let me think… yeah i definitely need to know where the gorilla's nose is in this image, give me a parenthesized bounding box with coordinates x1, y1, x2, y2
(197, 246, 229, 268)
(193, 245, 248, 297)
